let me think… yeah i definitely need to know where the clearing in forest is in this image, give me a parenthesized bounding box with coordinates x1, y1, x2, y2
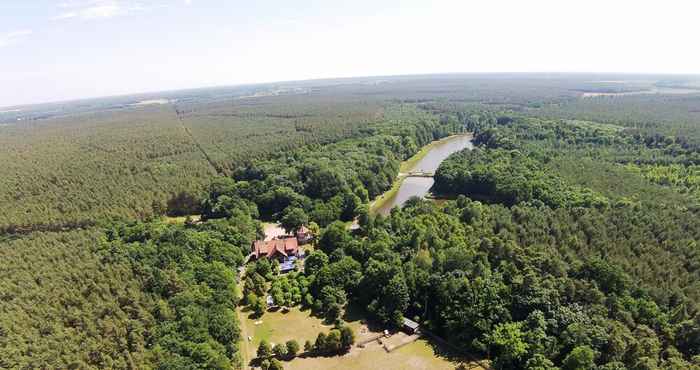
(237, 304, 486, 370)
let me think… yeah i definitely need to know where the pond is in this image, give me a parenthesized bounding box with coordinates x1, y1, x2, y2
(372, 134, 474, 215)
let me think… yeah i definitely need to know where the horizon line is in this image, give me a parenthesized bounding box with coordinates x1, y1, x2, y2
(3, 70, 700, 110)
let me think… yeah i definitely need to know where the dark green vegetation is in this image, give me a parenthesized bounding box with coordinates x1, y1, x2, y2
(0, 96, 382, 232)
(200, 104, 461, 227)
(0, 214, 259, 368)
(0, 230, 150, 368)
(2, 74, 700, 369)
(423, 112, 700, 368)
(0, 82, 461, 368)
(100, 212, 258, 368)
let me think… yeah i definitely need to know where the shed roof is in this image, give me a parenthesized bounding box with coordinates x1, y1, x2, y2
(403, 317, 420, 329)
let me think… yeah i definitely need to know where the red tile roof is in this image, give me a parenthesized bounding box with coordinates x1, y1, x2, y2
(252, 237, 299, 259)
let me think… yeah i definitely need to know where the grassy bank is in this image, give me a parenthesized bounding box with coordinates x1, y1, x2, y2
(399, 133, 470, 173)
(369, 173, 407, 214)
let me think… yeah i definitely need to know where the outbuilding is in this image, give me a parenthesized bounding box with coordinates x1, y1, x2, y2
(402, 317, 420, 334)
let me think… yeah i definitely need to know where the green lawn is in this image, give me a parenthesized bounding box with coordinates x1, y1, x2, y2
(246, 307, 330, 349)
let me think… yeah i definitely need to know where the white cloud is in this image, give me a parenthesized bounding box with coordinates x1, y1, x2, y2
(184, 0, 191, 4)
(0, 30, 32, 48)
(53, 0, 149, 21)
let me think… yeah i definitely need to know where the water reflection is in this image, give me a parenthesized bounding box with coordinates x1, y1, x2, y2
(374, 134, 473, 215)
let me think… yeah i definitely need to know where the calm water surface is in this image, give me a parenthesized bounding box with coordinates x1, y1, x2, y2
(374, 134, 473, 215)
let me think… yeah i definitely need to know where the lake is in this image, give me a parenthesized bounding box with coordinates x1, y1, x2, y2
(372, 134, 474, 215)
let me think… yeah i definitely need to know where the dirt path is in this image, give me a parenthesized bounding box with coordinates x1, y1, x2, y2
(238, 307, 252, 368)
(237, 278, 253, 369)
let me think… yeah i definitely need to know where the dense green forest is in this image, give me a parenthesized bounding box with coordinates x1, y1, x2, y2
(0, 91, 461, 368)
(0, 98, 385, 233)
(2, 74, 700, 369)
(428, 114, 698, 367)
(198, 104, 462, 227)
(0, 229, 152, 368)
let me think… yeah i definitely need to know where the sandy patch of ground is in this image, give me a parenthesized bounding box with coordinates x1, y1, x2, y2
(262, 222, 287, 241)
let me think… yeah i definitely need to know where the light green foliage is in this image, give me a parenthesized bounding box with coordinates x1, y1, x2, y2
(272, 343, 287, 359)
(311, 327, 354, 355)
(268, 273, 309, 308)
(280, 207, 309, 234)
(0, 106, 214, 231)
(200, 103, 461, 226)
(562, 346, 596, 370)
(487, 322, 530, 369)
(102, 216, 257, 368)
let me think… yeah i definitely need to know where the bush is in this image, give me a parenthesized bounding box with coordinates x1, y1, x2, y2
(311, 326, 354, 355)
(257, 339, 272, 359)
(272, 343, 287, 359)
(286, 340, 300, 359)
(269, 358, 284, 370)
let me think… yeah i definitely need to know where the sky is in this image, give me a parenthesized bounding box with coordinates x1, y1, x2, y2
(1, 0, 699, 107)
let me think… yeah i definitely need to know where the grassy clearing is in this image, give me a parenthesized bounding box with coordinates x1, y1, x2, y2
(246, 307, 330, 350)
(284, 338, 485, 370)
(238, 306, 346, 365)
(238, 303, 486, 370)
(240, 305, 369, 347)
(163, 215, 201, 224)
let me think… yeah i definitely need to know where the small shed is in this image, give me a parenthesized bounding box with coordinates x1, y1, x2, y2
(402, 317, 420, 334)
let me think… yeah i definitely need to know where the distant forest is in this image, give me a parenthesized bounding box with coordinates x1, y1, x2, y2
(2, 74, 700, 369)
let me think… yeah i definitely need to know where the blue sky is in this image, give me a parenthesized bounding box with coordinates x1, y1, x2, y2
(1, 0, 699, 107)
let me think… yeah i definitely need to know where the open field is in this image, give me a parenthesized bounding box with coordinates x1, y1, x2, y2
(238, 305, 368, 362)
(238, 303, 486, 370)
(241, 307, 333, 354)
(285, 338, 486, 370)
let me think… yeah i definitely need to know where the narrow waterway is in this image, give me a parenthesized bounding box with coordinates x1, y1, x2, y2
(372, 134, 474, 215)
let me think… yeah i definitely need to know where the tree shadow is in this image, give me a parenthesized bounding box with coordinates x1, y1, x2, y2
(297, 350, 350, 360)
(247, 311, 264, 320)
(247, 356, 263, 367)
(303, 306, 330, 322)
(342, 303, 384, 332)
(422, 335, 488, 368)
